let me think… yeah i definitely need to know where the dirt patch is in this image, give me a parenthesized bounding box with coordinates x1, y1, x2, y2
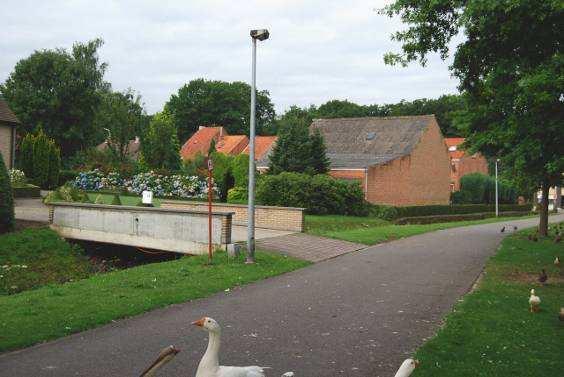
(504, 270, 564, 285)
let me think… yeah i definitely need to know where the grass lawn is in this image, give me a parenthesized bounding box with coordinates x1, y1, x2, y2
(0, 243, 309, 352)
(85, 192, 162, 206)
(305, 215, 535, 245)
(0, 228, 93, 295)
(412, 224, 564, 376)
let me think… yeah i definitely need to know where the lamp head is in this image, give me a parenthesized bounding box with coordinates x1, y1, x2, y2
(250, 29, 270, 41)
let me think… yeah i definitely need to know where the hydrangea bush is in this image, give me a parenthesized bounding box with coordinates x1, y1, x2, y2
(73, 169, 212, 199)
(8, 169, 26, 186)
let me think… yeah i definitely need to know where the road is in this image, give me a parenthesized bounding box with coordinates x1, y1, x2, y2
(1, 214, 562, 377)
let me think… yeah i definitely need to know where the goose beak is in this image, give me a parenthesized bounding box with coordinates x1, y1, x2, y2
(170, 346, 180, 355)
(414, 360, 420, 368)
(192, 318, 205, 327)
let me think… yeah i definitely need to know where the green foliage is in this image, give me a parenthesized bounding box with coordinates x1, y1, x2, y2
(182, 152, 207, 177)
(110, 194, 122, 206)
(44, 184, 89, 204)
(0, 154, 15, 233)
(0, 250, 308, 352)
(231, 154, 249, 188)
(1, 39, 108, 156)
(58, 169, 79, 186)
(256, 172, 369, 215)
(0, 228, 92, 295)
(383, 0, 563, 234)
(165, 78, 276, 142)
(94, 89, 145, 162)
(208, 152, 249, 201)
(140, 111, 181, 171)
(18, 129, 61, 189)
(227, 186, 248, 204)
(269, 119, 329, 175)
(453, 173, 517, 204)
(394, 211, 530, 225)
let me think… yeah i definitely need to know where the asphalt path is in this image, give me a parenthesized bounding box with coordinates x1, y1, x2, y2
(1, 214, 562, 377)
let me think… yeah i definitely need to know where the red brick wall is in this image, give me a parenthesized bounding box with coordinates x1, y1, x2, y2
(366, 120, 451, 206)
(450, 155, 489, 190)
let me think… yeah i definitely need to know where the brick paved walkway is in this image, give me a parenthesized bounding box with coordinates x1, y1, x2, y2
(256, 233, 366, 262)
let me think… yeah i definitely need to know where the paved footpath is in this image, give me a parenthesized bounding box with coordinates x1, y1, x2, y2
(1, 215, 562, 377)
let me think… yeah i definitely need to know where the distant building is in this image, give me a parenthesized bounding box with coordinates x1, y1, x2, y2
(96, 136, 142, 161)
(0, 100, 19, 169)
(444, 137, 489, 191)
(308, 115, 452, 206)
(180, 126, 276, 163)
(244, 136, 277, 171)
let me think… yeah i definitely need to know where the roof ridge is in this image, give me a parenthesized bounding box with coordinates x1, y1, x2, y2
(312, 114, 435, 122)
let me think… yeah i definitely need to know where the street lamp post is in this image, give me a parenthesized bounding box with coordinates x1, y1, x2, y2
(495, 158, 499, 217)
(246, 29, 269, 264)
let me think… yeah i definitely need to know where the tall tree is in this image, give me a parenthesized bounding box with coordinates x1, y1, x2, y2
(269, 117, 330, 175)
(95, 89, 145, 162)
(1, 39, 108, 157)
(165, 79, 276, 143)
(316, 100, 368, 118)
(141, 111, 181, 171)
(383, 0, 563, 235)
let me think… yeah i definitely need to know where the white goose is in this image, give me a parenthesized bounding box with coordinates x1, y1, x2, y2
(393, 358, 419, 377)
(192, 317, 273, 377)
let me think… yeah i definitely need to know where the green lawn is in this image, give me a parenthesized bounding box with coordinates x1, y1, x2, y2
(305, 215, 535, 245)
(412, 224, 564, 376)
(0, 235, 309, 352)
(0, 228, 93, 295)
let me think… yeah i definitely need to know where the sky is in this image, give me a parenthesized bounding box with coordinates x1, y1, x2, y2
(0, 0, 460, 115)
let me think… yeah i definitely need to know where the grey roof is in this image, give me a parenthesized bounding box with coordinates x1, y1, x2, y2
(0, 100, 20, 125)
(311, 115, 435, 168)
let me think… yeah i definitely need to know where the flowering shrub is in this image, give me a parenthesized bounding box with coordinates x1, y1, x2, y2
(8, 169, 26, 186)
(73, 169, 212, 199)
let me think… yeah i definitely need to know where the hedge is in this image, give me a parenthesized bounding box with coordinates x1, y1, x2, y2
(369, 203, 532, 221)
(12, 184, 41, 198)
(58, 170, 79, 186)
(393, 211, 532, 225)
(0, 153, 15, 233)
(452, 173, 517, 204)
(256, 172, 369, 216)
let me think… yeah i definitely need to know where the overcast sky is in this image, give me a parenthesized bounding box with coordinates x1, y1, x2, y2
(1, 0, 460, 114)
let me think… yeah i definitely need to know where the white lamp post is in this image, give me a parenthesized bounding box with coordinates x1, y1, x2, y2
(246, 29, 269, 264)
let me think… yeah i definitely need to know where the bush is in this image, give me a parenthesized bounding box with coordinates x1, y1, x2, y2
(453, 173, 517, 204)
(58, 169, 79, 186)
(44, 185, 90, 204)
(18, 130, 61, 189)
(8, 169, 26, 186)
(394, 211, 532, 225)
(227, 186, 247, 204)
(256, 172, 369, 215)
(0, 154, 15, 233)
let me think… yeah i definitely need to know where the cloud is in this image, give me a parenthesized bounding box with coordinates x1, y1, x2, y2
(0, 0, 460, 114)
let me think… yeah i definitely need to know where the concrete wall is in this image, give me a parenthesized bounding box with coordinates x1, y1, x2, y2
(0, 124, 14, 169)
(161, 200, 305, 232)
(49, 202, 234, 255)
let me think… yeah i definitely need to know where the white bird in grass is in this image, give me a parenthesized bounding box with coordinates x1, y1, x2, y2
(192, 317, 294, 377)
(140, 345, 180, 377)
(393, 358, 419, 377)
(529, 289, 541, 312)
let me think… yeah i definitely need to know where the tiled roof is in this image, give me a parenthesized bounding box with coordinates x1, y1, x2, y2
(216, 135, 249, 155)
(0, 100, 20, 125)
(244, 136, 277, 162)
(445, 137, 466, 159)
(180, 126, 224, 160)
(97, 137, 142, 160)
(308, 115, 435, 168)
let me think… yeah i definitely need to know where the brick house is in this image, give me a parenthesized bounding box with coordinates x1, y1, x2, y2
(445, 137, 489, 191)
(180, 126, 276, 164)
(0, 100, 19, 169)
(310, 115, 452, 206)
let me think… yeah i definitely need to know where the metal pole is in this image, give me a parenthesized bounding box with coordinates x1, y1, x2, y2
(495, 159, 499, 217)
(246, 37, 257, 264)
(208, 157, 213, 263)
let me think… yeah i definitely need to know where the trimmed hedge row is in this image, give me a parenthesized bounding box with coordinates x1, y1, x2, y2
(372, 203, 532, 220)
(12, 184, 41, 198)
(256, 172, 369, 216)
(393, 211, 532, 225)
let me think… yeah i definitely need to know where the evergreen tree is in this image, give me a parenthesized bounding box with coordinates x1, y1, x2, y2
(268, 120, 311, 175)
(309, 129, 330, 174)
(0, 153, 15, 233)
